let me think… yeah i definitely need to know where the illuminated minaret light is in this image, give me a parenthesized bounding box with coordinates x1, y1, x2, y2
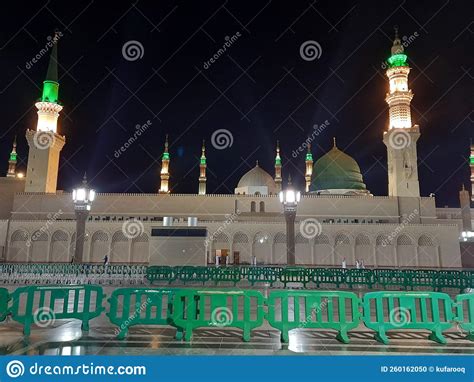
(199, 140, 207, 195)
(274, 140, 282, 192)
(7, 136, 17, 178)
(305, 143, 313, 192)
(382, 27, 421, 197)
(159, 135, 170, 193)
(25, 31, 66, 193)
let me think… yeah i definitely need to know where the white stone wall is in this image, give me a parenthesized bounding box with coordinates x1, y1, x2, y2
(2, 219, 462, 268)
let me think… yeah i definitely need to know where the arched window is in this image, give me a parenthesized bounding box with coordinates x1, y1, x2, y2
(250, 201, 256, 212)
(259, 201, 265, 212)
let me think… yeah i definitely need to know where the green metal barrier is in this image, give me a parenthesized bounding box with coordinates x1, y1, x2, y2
(362, 291, 454, 344)
(408, 269, 437, 290)
(309, 268, 345, 288)
(374, 269, 409, 289)
(267, 290, 360, 343)
(455, 293, 474, 341)
(434, 270, 465, 292)
(346, 269, 376, 289)
(10, 285, 105, 335)
(107, 288, 181, 339)
(146, 266, 176, 284)
(246, 267, 281, 286)
(172, 289, 265, 341)
(0, 288, 9, 322)
(279, 267, 310, 287)
(210, 267, 242, 286)
(175, 266, 211, 285)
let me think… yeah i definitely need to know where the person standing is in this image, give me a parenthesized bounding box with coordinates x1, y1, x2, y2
(341, 258, 347, 269)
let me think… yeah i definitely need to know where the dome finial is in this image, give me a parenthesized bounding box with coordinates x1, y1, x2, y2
(333, 137, 337, 147)
(391, 25, 404, 55)
(256, 160, 259, 167)
(82, 172, 88, 185)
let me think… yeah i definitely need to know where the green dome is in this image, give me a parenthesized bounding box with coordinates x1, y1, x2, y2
(310, 144, 368, 193)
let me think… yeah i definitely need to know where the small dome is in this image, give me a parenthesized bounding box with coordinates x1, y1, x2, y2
(237, 162, 276, 194)
(310, 143, 368, 194)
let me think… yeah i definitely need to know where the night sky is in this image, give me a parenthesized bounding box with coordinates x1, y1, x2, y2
(0, 0, 472, 206)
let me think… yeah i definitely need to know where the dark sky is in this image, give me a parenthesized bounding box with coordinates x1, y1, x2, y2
(0, 0, 472, 206)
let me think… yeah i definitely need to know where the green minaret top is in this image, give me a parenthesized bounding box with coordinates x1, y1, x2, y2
(41, 32, 60, 103)
(162, 135, 170, 160)
(305, 143, 313, 161)
(275, 140, 281, 166)
(200, 140, 206, 165)
(387, 26, 408, 68)
(9, 136, 17, 162)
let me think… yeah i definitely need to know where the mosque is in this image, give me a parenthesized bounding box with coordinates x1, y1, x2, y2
(0, 31, 472, 268)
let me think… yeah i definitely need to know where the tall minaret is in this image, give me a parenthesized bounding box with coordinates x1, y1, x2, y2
(305, 143, 313, 192)
(25, 32, 65, 193)
(274, 140, 282, 192)
(470, 141, 474, 202)
(199, 140, 207, 195)
(382, 27, 420, 197)
(159, 135, 170, 193)
(7, 136, 17, 177)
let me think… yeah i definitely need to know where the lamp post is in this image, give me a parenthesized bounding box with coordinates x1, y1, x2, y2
(72, 174, 95, 263)
(279, 178, 300, 265)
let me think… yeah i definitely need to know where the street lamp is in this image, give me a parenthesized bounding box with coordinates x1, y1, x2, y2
(279, 177, 301, 265)
(72, 174, 95, 263)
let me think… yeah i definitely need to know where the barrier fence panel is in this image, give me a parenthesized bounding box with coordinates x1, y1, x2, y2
(434, 270, 465, 292)
(362, 291, 454, 344)
(374, 269, 408, 289)
(107, 288, 180, 339)
(175, 266, 211, 285)
(210, 267, 242, 286)
(0, 288, 9, 322)
(345, 269, 376, 289)
(455, 293, 474, 341)
(10, 285, 105, 336)
(408, 270, 437, 290)
(246, 267, 281, 286)
(267, 290, 360, 343)
(172, 289, 265, 341)
(279, 267, 310, 287)
(146, 266, 176, 284)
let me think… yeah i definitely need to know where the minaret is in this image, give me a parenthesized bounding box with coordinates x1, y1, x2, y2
(7, 136, 17, 177)
(382, 27, 420, 197)
(460, 185, 472, 232)
(305, 143, 313, 192)
(25, 32, 65, 193)
(199, 140, 207, 195)
(274, 140, 282, 192)
(159, 135, 170, 193)
(470, 141, 474, 202)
